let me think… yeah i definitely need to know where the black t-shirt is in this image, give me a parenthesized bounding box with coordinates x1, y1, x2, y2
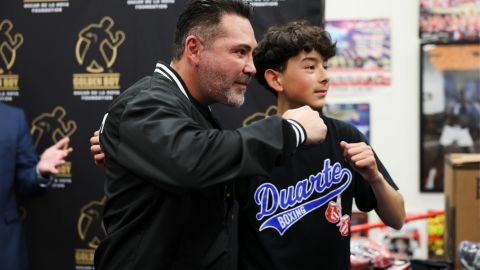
(237, 116, 398, 270)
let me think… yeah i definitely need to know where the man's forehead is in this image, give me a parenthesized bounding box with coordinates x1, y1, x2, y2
(217, 13, 256, 45)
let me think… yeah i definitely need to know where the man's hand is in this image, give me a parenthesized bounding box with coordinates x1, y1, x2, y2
(340, 141, 381, 183)
(37, 137, 73, 175)
(282, 105, 327, 144)
(90, 130, 105, 167)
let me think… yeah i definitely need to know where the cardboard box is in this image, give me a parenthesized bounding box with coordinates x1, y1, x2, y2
(444, 153, 480, 269)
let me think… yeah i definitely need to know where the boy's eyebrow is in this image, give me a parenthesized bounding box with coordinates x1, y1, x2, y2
(300, 56, 321, 62)
(300, 56, 328, 65)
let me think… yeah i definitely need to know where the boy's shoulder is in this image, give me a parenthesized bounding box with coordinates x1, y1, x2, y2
(323, 114, 367, 142)
(323, 114, 357, 131)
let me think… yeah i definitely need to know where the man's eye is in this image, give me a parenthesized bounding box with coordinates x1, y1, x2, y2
(236, 49, 247, 56)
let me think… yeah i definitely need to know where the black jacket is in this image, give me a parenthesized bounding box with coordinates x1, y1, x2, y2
(94, 62, 297, 270)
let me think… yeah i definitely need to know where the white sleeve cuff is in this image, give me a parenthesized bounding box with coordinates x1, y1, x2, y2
(287, 119, 306, 147)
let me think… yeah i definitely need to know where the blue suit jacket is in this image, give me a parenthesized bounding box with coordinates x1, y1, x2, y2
(0, 102, 42, 270)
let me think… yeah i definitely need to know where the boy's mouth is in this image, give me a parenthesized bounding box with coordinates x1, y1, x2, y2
(314, 89, 328, 96)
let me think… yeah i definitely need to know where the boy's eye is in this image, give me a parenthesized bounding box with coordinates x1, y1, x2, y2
(305, 65, 315, 70)
(323, 65, 329, 70)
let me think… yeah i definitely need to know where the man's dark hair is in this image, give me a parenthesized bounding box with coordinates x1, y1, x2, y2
(172, 0, 252, 61)
(254, 20, 336, 95)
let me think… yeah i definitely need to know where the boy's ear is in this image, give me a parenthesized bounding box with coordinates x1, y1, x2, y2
(264, 69, 283, 93)
(184, 35, 202, 65)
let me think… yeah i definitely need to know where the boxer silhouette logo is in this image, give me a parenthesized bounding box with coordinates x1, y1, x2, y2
(0, 19, 23, 74)
(75, 17, 125, 73)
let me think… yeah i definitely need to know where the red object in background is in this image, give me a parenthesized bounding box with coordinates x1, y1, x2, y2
(351, 237, 411, 269)
(351, 254, 370, 270)
(351, 237, 395, 268)
(349, 210, 445, 269)
(351, 210, 445, 233)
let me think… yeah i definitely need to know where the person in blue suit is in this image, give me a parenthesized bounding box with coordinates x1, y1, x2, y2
(0, 102, 73, 270)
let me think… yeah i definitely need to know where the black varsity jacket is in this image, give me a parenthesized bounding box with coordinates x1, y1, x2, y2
(94, 62, 298, 270)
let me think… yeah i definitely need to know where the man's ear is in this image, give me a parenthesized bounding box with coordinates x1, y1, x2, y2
(184, 35, 203, 65)
(264, 69, 283, 93)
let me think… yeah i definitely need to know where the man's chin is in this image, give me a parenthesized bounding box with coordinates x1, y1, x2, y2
(227, 98, 244, 108)
(225, 94, 245, 108)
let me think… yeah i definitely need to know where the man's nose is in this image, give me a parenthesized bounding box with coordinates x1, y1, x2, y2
(244, 57, 256, 75)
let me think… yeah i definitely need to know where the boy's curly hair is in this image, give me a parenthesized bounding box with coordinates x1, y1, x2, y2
(254, 20, 336, 95)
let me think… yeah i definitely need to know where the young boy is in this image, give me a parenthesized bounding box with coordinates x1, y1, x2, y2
(236, 20, 405, 269)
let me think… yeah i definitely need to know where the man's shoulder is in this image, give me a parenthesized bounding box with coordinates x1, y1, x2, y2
(0, 103, 26, 139)
(106, 75, 190, 123)
(0, 102, 24, 122)
(118, 75, 183, 102)
(0, 102, 22, 115)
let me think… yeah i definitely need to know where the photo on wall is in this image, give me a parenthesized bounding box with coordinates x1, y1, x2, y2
(325, 18, 392, 94)
(420, 42, 480, 192)
(420, 0, 480, 42)
(324, 103, 371, 142)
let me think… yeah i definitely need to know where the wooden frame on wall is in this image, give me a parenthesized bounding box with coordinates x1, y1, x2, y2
(420, 42, 480, 192)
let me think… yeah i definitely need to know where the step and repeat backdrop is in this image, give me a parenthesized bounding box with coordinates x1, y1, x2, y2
(0, 1, 324, 269)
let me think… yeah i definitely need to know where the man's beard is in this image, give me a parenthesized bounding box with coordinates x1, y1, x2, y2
(208, 85, 246, 107)
(200, 64, 249, 107)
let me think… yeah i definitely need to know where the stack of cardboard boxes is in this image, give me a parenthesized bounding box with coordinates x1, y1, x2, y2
(444, 153, 480, 269)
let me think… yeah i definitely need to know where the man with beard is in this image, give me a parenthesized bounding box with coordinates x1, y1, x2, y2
(93, 1, 327, 270)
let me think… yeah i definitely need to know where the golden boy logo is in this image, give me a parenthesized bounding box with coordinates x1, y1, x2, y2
(75, 197, 107, 266)
(73, 17, 125, 100)
(77, 197, 106, 248)
(75, 17, 125, 73)
(31, 106, 77, 179)
(0, 19, 23, 91)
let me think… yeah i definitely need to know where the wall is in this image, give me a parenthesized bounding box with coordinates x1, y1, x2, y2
(326, 0, 445, 258)
(326, 0, 444, 213)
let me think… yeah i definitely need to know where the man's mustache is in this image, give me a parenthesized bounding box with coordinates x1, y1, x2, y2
(236, 76, 252, 85)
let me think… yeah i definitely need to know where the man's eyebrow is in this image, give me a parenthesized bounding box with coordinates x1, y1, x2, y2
(232, 42, 256, 51)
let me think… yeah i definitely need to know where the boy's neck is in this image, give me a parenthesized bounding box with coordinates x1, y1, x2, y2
(276, 102, 289, 115)
(275, 94, 324, 115)
(276, 94, 298, 115)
